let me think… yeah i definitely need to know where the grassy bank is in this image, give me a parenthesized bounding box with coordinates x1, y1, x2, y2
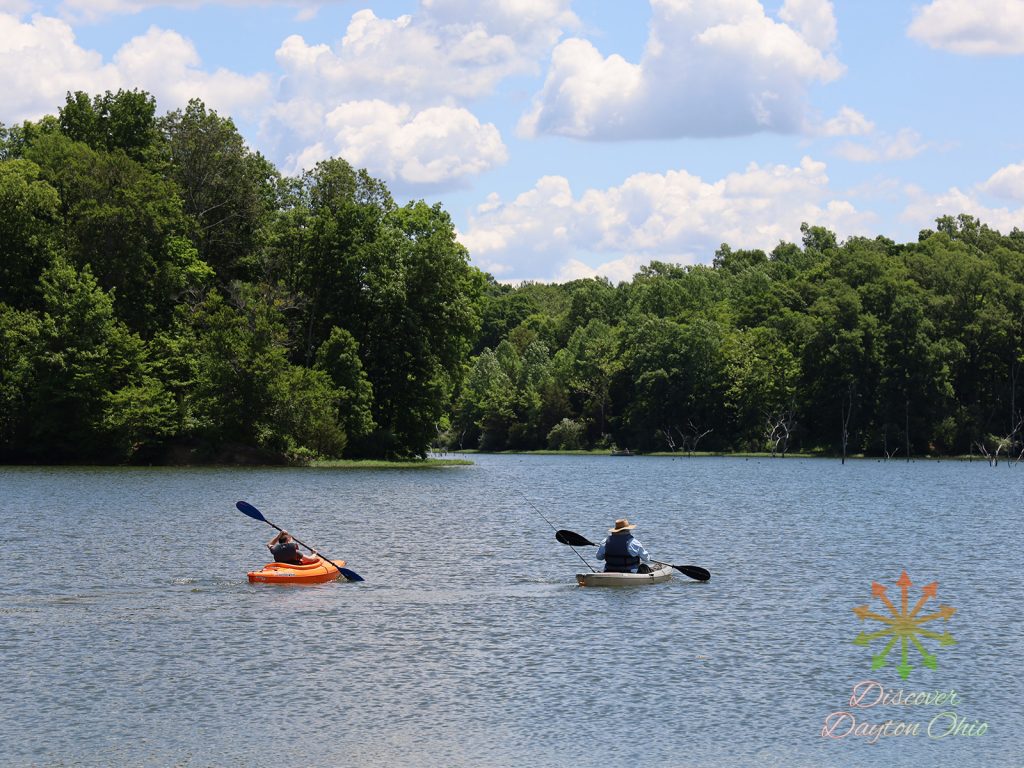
(311, 457, 473, 469)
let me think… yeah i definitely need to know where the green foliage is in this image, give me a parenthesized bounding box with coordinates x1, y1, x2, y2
(158, 99, 279, 280)
(555, 319, 622, 439)
(0, 304, 41, 454)
(314, 326, 375, 441)
(24, 132, 197, 334)
(1, 92, 486, 463)
(7, 91, 1024, 463)
(27, 259, 147, 461)
(0, 159, 61, 308)
(547, 417, 586, 450)
(59, 89, 159, 160)
(465, 220, 1024, 457)
(268, 365, 348, 459)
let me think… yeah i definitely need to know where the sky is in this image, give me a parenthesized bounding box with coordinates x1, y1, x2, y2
(2, 0, 1024, 283)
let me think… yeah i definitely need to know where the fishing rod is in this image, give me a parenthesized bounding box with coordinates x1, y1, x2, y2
(517, 490, 595, 572)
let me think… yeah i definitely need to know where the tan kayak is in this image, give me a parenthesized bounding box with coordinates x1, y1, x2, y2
(575, 561, 674, 587)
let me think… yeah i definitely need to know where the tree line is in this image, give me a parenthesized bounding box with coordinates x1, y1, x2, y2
(2, 91, 1024, 463)
(450, 219, 1024, 460)
(1, 90, 481, 463)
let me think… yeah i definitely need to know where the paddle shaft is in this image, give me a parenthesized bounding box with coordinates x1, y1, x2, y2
(518, 492, 595, 572)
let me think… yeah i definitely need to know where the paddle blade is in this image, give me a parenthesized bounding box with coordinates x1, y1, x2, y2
(236, 500, 266, 522)
(674, 564, 711, 582)
(338, 567, 364, 582)
(556, 529, 596, 547)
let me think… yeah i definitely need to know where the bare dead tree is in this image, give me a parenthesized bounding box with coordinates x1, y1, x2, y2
(904, 398, 911, 463)
(1002, 415, 1024, 465)
(840, 383, 854, 465)
(1014, 444, 1024, 466)
(687, 420, 713, 456)
(977, 414, 1024, 467)
(661, 425, 679, 453)
(880, 425, 900, 460)
(974, 440, 993, 466)
(765, 408, 796, 457)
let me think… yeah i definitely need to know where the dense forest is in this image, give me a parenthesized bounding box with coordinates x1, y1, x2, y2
(3, 90, 1024, 464)
(459, 219, 1024, 461)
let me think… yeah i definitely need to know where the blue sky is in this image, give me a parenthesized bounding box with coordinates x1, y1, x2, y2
(3, 0, 1024, 282)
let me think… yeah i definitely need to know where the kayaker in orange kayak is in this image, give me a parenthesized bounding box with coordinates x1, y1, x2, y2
(266, 531, 315, 565)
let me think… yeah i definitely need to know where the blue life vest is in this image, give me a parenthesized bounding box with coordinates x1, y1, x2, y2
(271, 541, 303, 565)
(603, 533, 639, 573)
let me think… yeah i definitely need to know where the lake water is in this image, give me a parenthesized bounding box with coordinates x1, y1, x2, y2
(2, 454, 1022, 767)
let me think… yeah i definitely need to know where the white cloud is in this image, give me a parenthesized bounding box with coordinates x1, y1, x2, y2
(908, 0, 1024, 55)
(1, 4, 542, 191)
(114, 27, 271, 117)
(421, 0, 578, 48)
(57, 0, 338, 23)
(981, 162, 1024, 200)
(820, 106, 874, 137)
(0, 0, 33, 14)
(779, 0, 837, 49)
(0, 13, 117, 122)
(520, 0, 844, 140)
(283, 100, 508, 187)
(902, 183, 1024, 233)
(0, 13, 269, 123)
(274, 3, 575, 108)
(835, 129, 929, 163)
(554, 254, 650, 284)
(264, 3, 575, 184)
(460, 156, 874, 281)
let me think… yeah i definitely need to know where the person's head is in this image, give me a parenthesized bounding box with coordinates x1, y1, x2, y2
(609, 518, 636, 535)
(279, 532, 292, 543)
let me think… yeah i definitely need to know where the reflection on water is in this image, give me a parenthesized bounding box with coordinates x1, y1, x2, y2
(2, 456, 1022, 767)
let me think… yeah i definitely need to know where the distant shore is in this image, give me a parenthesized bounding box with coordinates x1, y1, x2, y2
(311, 457, 473, 469)
(443, 449, 993, 461)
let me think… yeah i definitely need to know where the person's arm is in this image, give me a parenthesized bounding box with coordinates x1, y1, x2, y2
(631, 538, 652, 565)
(595, 537, 608, 561)
(267, 532, 284, 550)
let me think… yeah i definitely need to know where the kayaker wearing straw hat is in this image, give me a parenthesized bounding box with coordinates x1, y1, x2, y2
(596, 519, 653, 574)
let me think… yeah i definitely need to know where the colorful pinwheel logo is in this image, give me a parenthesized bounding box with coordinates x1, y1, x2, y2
(852, 570, 956, 680)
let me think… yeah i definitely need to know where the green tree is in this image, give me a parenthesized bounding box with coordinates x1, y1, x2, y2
(187, 284, 292, 448)
(25, 132, 202, 334)
(58, 89, 158, 159)
(454, 347, 516, 450)
(26, 259, 148, 461)
(269, 365, 348, 459)
(724, 325, 800, 449)
(555, 319, 621, 442)
(183, 283, 352, 460)
(158, 99, 279, 280)
(266, 157, 393, 362)
(875, 277, 955, 454)
(358, 201, 483, 456)
(0, 304, 41, 457)
(314, 326, 375, 443)
(798, 279, 878, 453)
(0, 159, 61, 308)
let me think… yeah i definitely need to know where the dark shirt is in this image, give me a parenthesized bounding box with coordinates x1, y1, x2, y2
(271, 541, 303, 565)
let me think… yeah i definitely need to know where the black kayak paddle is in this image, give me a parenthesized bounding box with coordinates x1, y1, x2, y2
(236, 500, 364, 582)
(555, 528, 711, 582)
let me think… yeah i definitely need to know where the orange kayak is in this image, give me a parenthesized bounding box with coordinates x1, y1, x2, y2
(247, 556, 345, 585)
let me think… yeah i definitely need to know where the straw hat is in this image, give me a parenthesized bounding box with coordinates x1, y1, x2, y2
(609, 518, 637, 533)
